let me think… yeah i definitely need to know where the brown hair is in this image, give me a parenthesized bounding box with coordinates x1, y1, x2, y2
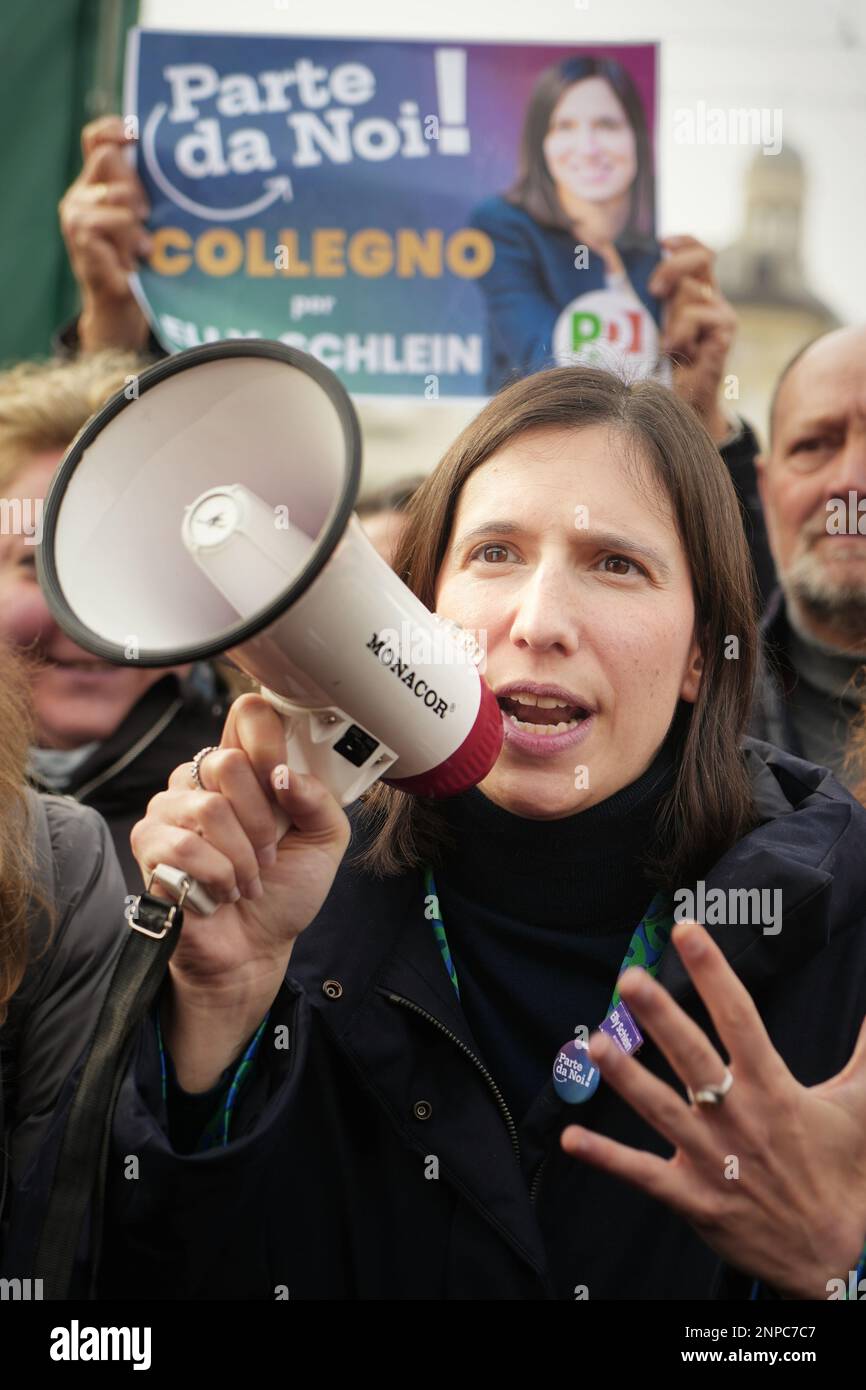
(0, 350, 149, 489)
(506, 56, 655, 244)
(0, 640, 40, 1025)
(352, 366, 760, 889)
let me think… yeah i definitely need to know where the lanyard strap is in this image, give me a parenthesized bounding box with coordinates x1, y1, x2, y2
(155, 1009, 270, 1150)
(423, 865, 674, 1019)
(424, 865, 461, 999)
(610, 892, 676, 1006)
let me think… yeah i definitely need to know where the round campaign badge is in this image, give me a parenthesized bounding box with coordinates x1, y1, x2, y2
(552, 1038, 601, 1104)
(552, 286, 661, 381)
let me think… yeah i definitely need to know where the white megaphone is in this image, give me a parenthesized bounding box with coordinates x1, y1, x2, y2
(36, 341, 503, 914)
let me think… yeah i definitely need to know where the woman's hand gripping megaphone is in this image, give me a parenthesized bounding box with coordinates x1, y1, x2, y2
(130, 693, 352, 981)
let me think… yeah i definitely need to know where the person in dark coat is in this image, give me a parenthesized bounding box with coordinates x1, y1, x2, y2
(750, 326, 866, 793)
(29, 363, 858, 1303)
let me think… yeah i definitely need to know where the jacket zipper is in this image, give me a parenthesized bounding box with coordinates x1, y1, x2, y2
(381, 989, 521, 1166)
(69, 697, 185, 802)
(529, 1154, 548, 1206)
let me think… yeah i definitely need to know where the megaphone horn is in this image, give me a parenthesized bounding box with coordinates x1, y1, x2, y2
(37, 341, 503, 914)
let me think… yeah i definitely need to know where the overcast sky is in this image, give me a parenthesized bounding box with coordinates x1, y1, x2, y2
(141, 0, 866, 324)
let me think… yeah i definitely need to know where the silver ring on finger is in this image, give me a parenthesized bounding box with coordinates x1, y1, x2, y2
(190, 745, 219, 790)
(687, 1066, 734, 1107)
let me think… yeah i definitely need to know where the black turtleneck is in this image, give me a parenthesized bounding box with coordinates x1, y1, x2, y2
(432, 735, 676, 1125)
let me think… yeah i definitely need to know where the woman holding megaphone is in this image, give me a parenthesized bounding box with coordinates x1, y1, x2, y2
(29, 364, 866, 1302)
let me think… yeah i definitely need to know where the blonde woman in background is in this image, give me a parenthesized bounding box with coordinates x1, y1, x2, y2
(0, 354, 232, 888)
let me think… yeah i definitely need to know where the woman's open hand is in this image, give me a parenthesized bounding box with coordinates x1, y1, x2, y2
(561, 920, 866, 1299)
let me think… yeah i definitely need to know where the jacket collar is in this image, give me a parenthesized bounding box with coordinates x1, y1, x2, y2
(52, 674, 185, 798)
(657, 740, 860, 1002)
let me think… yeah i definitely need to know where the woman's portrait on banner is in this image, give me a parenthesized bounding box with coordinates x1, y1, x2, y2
(471, 53, 666, 392)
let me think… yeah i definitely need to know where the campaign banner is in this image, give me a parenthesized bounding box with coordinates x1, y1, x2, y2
(125, 31, 659, 397)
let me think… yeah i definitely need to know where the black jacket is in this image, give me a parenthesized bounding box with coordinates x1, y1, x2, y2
(721, 419, 776, 609)
(13, 737, 854, 1301)
(751, 588, 807, 757)
(0, 794, 126, 1234)
(28, 668, 230, 891)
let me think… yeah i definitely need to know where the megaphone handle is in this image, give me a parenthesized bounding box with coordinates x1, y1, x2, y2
(267, 693, 398, 805)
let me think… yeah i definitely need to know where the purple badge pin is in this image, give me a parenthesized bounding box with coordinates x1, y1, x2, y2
(599, 1001, 643, 1055)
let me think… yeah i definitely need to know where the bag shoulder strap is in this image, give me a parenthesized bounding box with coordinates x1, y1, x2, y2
(34, 891, 184, 1300)
(1, 796, 59, 1227)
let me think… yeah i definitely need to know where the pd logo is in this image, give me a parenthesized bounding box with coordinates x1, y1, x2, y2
(553, 287, 661, 380)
